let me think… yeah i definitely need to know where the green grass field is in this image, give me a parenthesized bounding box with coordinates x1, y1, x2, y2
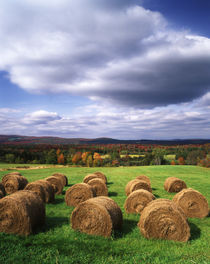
(0, 165, 209, 264)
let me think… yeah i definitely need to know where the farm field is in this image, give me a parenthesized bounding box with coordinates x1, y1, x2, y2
(0, 165, 210, 264)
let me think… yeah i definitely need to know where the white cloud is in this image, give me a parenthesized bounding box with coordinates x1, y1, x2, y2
(0, 0, 210, 107)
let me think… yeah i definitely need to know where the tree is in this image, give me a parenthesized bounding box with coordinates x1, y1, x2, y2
(86, 155, 93, 167)
(46, 149, 57, 164)
(178, 157, 185, 165)
(5, 154, 15, 163)
(72, 152, 82, 165)
(57, 153, 65, 164)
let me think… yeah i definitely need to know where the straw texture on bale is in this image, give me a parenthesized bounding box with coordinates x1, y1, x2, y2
(173, 188, 209, 218)
(2, 174, 28, 194)
(138, 199, 190, 242)
(35, 180, 55, 203)
(0, 190, 45, 236)
(71, 196, 123, 237)
(83, 173, 106, 184)
(65, 183, 95, 207)
(52, 173, 68, 186)
(124, 189, 155, 214)
(0, 182, 6, 196)
(93, 172, 107, 183)
(164, 177, 187, 193)
(136, 175, 151, 186)
(45, 176, 63, 195)
(24, 182, 46, 202)
(87, 178, 108, 196)
(125, 179, 152, 196)
(3, 172, 22, 176)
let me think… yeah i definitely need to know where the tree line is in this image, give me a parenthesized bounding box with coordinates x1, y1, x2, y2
(0, 143, 209, 167)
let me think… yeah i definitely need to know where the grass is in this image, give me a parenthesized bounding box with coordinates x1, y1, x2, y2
(0, 165, 210, 264)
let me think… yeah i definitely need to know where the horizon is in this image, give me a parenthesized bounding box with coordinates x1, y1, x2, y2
(0, 134, 209, 142)
(0, 0, 210, 139)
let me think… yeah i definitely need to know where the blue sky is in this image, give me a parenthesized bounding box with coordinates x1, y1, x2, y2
(0, 0, 210, 139)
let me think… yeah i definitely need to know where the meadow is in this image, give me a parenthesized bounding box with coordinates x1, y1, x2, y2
(0, 164, 209, 264)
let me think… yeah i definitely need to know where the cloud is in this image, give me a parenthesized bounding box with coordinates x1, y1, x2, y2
(0, 94, 209, 139)
(0, 0, 210, 108)
(22, 110, 61, 125)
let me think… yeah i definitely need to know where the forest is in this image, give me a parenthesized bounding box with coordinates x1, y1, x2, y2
(0, 143, 209, 168)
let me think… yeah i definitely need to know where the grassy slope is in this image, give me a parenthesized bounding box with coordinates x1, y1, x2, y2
(0, 165, 209, 264)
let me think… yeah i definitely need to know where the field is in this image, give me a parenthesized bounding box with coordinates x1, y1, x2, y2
(0, 164, 210, 264)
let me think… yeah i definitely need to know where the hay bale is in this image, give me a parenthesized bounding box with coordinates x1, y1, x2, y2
(87, 178, 108, 196)
(0, 190, 45, 236)
(2, 174, 28, 194)
(83, 173, 106, 184)
(52, 173, 68, 186)
(164, 177, 187, 193)
(124, 189, 155, 214)
(71, 196, 123, 237)
(35, 180, 55, 203)
(125, 179, 152, 196)
(3, 172, 22, 176)
(136, 175, 151, 186)
(138, 199, 190, 242)
(93, 172, 107, 183)
(0, 182, 6, 197)
(45, 176, 63, 195)
(24, 182, 46, 202)
(172, 188, 209, 218)
(65, 183, 95, 207)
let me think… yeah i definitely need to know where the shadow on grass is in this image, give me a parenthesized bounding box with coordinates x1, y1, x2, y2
(44, 216, 69, 231)
(152, 188, 157, 191)
(189, 222, 201, 240)
(154, 194, 160, 198)
(113, 219, 138, 239)
(108, 191, 118, 197)
(107, 182, 114, 186)
(53, 197, 64, 204)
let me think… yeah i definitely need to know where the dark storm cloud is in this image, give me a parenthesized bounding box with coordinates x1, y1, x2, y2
(0, 0, 210, 108)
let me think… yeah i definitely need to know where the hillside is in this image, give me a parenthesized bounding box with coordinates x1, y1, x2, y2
(0, 135, 209, 145)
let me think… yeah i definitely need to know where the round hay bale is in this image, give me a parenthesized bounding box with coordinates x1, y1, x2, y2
(0, 182, 6, 197)
(45, 176, 63, 195)
(52, 173, 68, 186)
(2, 175, 28, 194)
(138, 199, 190, 242)
(0, 190, 45, 236)
(3, 172, 22, 176)
(172, 188, 209, 218)
(124, 189, 155, 214)
(83, 173, 106, 184)
(65, 183, 95, 207)
(87, 178, 108, 196)
(125, 179, 152, 196)
(24, 182, 46, 203)
(136, 175, 151, 186)
(130, 180, 152, 194)
(93, 172, 107, 183)
(35, 180, 55, 203)
(71, 196, 123, 237)
(164, 177, 187, 193)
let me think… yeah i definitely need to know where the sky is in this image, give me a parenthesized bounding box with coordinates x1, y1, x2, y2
(0, 0, 210, 139)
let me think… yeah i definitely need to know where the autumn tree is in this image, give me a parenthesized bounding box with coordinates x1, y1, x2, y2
(72, 152, 82, 165)
(57, 153, 65, 164)
(86, 155, 93, 167)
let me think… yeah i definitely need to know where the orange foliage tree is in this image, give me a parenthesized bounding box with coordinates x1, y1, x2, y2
(72, 152, 82, 165)
(178, 157, 185, 165)
(57, 153, 65, 164)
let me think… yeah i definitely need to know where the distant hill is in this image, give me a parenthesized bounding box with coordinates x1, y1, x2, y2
(0, 135, 209, 145)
